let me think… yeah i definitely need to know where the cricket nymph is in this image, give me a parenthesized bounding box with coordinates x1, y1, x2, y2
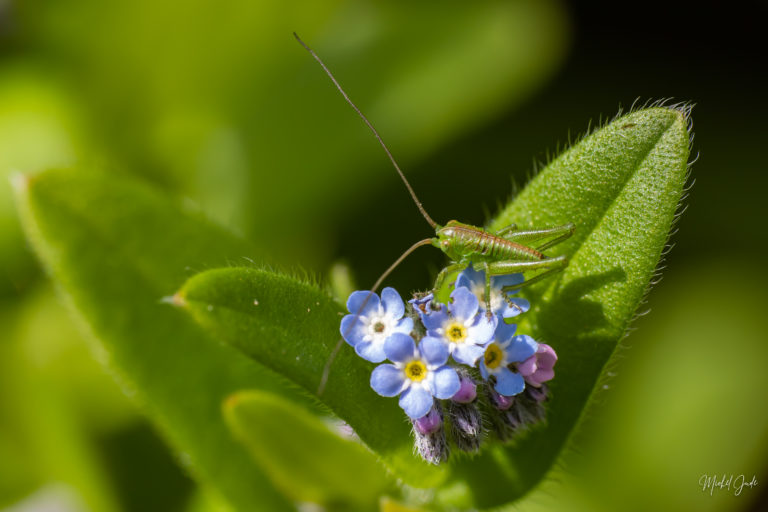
(295, 32, 575, 394)
(436, 221, 545, 262)
(429, 220, 575, 313)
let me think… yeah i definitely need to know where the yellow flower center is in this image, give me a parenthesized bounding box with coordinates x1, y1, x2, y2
(405, 360, 427, 382)
(446, 322, 467, 343)
(484, 343, 504, 370)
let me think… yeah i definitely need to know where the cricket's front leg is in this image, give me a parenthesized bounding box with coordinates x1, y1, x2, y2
(432, 262, 467, 300)
(486, 255, 568, 293)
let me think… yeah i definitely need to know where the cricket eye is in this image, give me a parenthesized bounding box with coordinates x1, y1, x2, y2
(441, 240, 450, 249)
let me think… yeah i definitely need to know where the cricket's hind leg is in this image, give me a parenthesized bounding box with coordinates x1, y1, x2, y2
(485, 255, 568, 294)
(495, 223, 518, 236)
(498, 223, 575, 252)
(482, 262, 493, 318)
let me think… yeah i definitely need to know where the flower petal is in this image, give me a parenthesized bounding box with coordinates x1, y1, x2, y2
(370, 364, 406, 397)
(506, 334, 538, 363)
(466, 313, 497, 345)
(517, 355, 538, 377)
(492, 320, 517, 346)
(346, 290, 380, 316)
(449, 286, 479, 321)
(340, 314, 366, 346)
(383, 333, 416, 363)
(399, 386, 434, 419)
(494, 367, 525, 396)
(455, 265, 483, 290)
(494, 273, 524, 291)
(502, 297, 530, 318)
(536, 344, 558, 368)
(392, 316, 414, 335)
(419, 336, 449, 367)
(479, 361, 489, 380)
(408, 293, 434, 315)
(429, 367, 460, 399)
(380, 287, 405, 319)
(421, 307, 449, 332)
(354, 340, 386, 363)
(529, 368, 555, 387)
(452, 343, 486, 366)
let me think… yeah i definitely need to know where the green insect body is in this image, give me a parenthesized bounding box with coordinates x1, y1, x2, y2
(428, 220, 574, 313)
(295, 33, 574, 393)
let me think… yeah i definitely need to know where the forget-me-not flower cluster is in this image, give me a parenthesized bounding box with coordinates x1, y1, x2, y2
(340, 266, 558, 464)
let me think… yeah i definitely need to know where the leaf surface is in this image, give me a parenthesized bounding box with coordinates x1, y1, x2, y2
(224, 390, 392, 509)
(450, 106, 692, 506)
(177, 267, 445, 487)
(177, 106, 692, 508)
(13, 169, 305, 511)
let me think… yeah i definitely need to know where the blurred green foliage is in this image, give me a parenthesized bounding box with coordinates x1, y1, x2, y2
(2, 0, 767, 511)
(224, 390, 392, 508)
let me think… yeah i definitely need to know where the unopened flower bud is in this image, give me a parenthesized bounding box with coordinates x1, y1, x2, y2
(446, 400, 483, 453)
(526, 383, 549, 403)
(414, 405, 442, 435)
(451, 375, 478, 404)
(411, 403, 449, 465)
(486, 384, 514, 410)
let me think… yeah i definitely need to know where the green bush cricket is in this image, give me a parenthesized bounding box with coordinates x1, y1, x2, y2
(294, 34, 574, 394)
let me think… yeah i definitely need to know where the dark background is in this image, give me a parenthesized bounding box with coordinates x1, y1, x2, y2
(341, 1, 767, 294)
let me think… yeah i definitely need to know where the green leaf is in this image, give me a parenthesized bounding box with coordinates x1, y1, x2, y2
(25, 0, 569, 260)
(446, 105, 691, 507)
(176, 267, 445, 487)
(0, 287, 124, 511)
(177, 105, 691, 509)
(12, 168, 304, 511)
(223, 390, 392, 509)
(0, 68, 85, 296)
(510, 260, 768, 512)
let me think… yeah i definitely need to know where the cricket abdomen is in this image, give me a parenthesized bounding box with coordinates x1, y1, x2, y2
(437, 222, 543, 263)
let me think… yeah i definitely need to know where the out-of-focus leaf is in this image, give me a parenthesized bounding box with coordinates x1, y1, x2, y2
(11, 285, 137, 432)
(19, 0, 569, 263)
(13, 168, 305, 511)
(177, 106, 691, 509)
(184, 488, 233, 512)
(224, 390, 392, 509)
(0, 290, 121, 512)
(380, 497, 428, 512)
(176, 268, 444, 487)
(0, 69, 84, 296)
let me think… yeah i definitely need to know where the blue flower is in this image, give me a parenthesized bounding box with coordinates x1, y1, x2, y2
(370, 333, 460, 419)
(340, 288, 414, 363)
(420, 287, 497, 366)
(455, 266, 530, 318)
(408, 292, 435, 315)
(479, 322, 538, 397)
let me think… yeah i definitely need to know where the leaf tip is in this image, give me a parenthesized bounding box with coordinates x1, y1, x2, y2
(161, 292, 188, 308)
(223, 392, 242, 413)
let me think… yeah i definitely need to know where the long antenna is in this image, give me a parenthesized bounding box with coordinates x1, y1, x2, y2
(294, 32, 438, 230)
